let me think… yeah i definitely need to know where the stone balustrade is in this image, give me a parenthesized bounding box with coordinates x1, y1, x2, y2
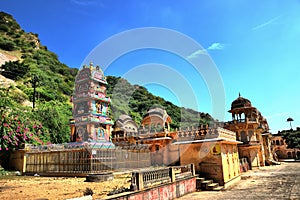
(177, 127, 236, 141)
(131, 164, 195, 190)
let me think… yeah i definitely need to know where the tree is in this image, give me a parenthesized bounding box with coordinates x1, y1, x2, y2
(282, 130, 300, 149)
(287, 117, 294, 129)
(34, 101, 71, 144)
(0, 60, 29, 80)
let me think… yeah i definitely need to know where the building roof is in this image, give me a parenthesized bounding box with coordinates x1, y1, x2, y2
(75, 62, 107, 84)
(115, 114, 138, 132)
(231, 93, 252, 110)
(172, 138, 243, 145)
(142, 107, 172, 124)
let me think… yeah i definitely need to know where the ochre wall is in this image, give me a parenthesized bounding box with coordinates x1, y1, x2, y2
(221, 144, 240, 185)
(238, 147, 260, 168)
(177, 142, 240, 186)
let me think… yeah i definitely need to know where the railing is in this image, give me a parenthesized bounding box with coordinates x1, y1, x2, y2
(177, 127, 236, 141)
(173, 164, 194, 180)
(143, 168, 170, 187)
(131, 164, 195, 190)
(24, 146, 151, 174)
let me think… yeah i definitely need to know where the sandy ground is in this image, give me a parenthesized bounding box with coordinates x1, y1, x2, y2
(0, 173, 131, 200)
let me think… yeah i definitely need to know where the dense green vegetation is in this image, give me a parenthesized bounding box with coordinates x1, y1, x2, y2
(106, 76, 212, 130)
(0, 11, 212, 153)
(0, 11, 75, 151)
(282, 129, 300, 149)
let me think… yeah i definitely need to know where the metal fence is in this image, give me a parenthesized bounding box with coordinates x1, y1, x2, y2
(25, 145, 151, 175)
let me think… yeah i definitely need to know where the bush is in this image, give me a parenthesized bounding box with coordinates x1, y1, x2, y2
(0, 37, 16, 51)
(0, 24, 9, 32)
(0, 61, 29, 80)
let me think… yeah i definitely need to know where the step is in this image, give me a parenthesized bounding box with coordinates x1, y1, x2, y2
(212, 186, 224, 191)
(196, 178, 205, 189)
(196, 177, 205, 182)
(201, 180, 213, 190)
(207, 182, 219, 190)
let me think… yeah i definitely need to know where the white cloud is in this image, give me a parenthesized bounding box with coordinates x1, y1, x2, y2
(207, 42, 225, 50)
(252, 15, 283, 31)
(186, 49, 207, 59)
(186, 42, 226, 60)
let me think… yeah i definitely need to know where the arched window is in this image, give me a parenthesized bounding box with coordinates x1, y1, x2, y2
(248, 130, 254, 141)
(276, 140, 280, 145)
(240, 131, 248, 143)
(280, 140, 284, 145)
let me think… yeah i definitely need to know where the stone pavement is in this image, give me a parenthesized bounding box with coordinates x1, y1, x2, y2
(178, 162, 300, 200)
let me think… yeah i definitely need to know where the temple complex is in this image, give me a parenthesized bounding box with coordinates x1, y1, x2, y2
(112, 107, 242, 187)
(224, 94, 273, 168)
(8, 64, 286, 194)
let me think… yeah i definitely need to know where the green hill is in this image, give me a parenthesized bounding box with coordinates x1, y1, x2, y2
(0, 11, 77, 151)
(106, 76, 213, 129)
(0, 11, 212, 152)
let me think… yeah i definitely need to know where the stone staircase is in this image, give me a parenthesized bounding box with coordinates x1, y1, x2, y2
(196, 177, 224, 191)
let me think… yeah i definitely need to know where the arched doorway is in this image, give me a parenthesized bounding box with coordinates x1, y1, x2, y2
(275, 150, 284, 159)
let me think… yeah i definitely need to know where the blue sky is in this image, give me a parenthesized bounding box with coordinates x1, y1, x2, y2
(1, 0, 300, 132)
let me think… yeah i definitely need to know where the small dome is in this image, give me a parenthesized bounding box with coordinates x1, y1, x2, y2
(231, 93, 252, 109)
(143, 107, 171, 122)
(117, 114, 133, 124)
(115, 114, 138, 132)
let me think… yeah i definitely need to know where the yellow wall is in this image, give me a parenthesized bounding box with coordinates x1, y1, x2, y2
(177, 142, 240, 186)
(221, 144, 240, 184)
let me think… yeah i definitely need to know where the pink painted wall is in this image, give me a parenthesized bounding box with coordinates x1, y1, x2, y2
(107, 177, 196, 200)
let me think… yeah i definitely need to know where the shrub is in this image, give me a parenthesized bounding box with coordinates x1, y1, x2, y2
(0, 37, 16, 51)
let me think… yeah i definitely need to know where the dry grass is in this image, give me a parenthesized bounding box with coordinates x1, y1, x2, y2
(0, 173, 131, 200)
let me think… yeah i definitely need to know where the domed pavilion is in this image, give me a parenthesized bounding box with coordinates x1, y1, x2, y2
(224, 93, 273, 168)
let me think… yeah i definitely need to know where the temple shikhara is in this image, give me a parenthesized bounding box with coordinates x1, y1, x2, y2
(71, 63, 113, 145)
(8, 63, 298, 198)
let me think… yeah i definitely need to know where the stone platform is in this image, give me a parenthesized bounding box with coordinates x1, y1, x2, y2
(178, 162, 300, 199)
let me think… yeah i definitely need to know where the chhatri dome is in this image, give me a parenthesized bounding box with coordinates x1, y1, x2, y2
(231, 93, 252, 110)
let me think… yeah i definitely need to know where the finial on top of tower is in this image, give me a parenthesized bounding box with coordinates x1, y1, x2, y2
(89, 61, 93, 70)
(239, 92, 241, 98)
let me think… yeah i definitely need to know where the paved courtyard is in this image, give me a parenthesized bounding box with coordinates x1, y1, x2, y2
(179, 162, 300, 200)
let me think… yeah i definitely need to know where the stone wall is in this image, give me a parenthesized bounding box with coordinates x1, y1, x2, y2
(177, 141, 241, 187)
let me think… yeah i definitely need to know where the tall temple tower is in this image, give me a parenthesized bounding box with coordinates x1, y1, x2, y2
(72, 63, 113, 144)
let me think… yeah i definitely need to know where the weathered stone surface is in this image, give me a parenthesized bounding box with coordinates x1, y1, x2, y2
(178, 162, 300, 199)
(66, 195, 92, 200)
(85, 172, 114, 182)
